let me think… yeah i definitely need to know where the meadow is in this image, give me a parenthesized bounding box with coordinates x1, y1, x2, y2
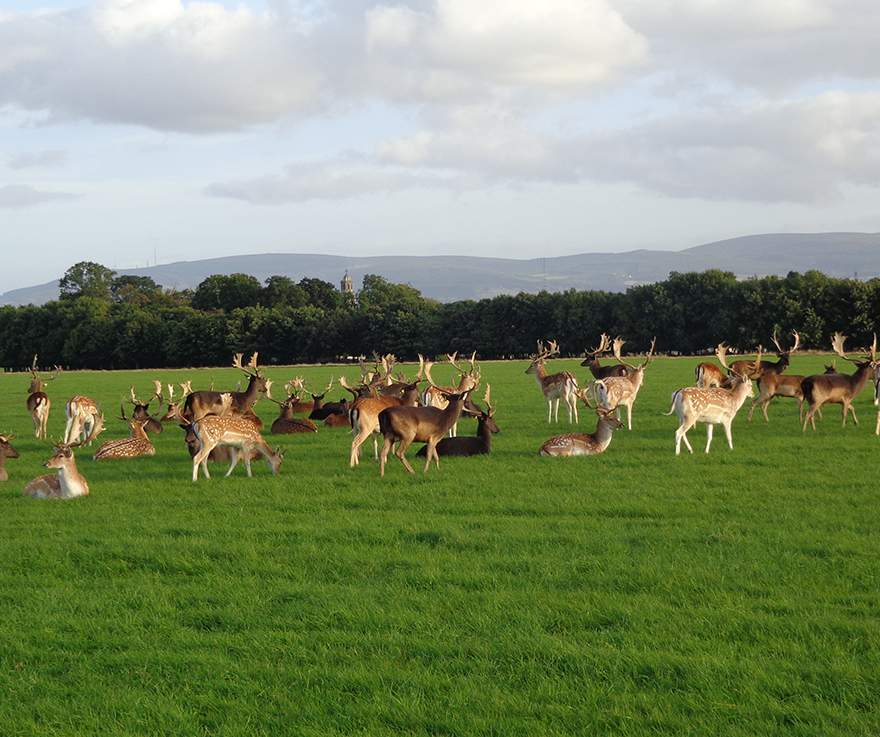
(0, 355, 877, 737)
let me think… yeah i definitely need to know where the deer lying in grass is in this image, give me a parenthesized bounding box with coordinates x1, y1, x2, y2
(666, 348, 759, 455)
(0, 434, 19, 481)
(27, 355, 60, 439)
(93, 405, 156, 461)
(159, 382, 192, 423)
(270, 381, 318, 434)
(592, 337, 655, 430)
(539, 392, 624, 456)
(24, 441, 90, 499)
(416, 384, 498, 458)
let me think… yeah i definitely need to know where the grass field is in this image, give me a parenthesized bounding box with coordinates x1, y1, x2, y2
(0, 355, 878, 737)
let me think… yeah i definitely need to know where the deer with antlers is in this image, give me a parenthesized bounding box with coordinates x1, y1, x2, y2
(526, 340, 579, 423)
(539, 390, 625, 456)
(182, 353, 268, 422)
(667, 348, 760, 455)
(416, 384, 498, 458)
(591, 338, 656, 430)
(26, 355, 60, 439)
(124, 383, 164, 434)
(801, 333, 878, 431)
(269, 380, 319, 434)
(694, 345, 728, 389)
(307, 379, 349, 421)
(93, 404, 156, 461)
(747, 331, 807, 422)
(190, 394, 284, 482)
(159, 382, 192, 423)
(0, 434, 19, 482)
(24, 440, 90, 499)
(422, 352, 478, 437)
(581, 334, 629, 379)
(64, 396, 105, 446)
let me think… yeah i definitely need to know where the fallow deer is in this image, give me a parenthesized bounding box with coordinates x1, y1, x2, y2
(801, 333, 878, 431)
(539, 394, 624, 456)
(592, 337, 656, 430)
(24, 441, 90, 499)
(0, 434, 19, 481)
(182, 353, 268, 422)
(422, 352, 477, 437)
(416, 384, 498, 458)
(26, 355, 60, 439)
(307, 379, 349, 421)
(695, 345, 727, 389)
(526, 340, 579, 423)
(64, 396, 105, 445)
(747, 331, 805, 422)
(159, 382, 192, 423)
(127, 384, 163, 434)
(270, 384, 319, 434)
(666, 348, 759, 455)
(580, 334, 629, 379)
(93, 405, 156, 461)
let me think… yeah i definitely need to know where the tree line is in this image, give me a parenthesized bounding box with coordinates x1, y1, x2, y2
(1, 262, 878, 370)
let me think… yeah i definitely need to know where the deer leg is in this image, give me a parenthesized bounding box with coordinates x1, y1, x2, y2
(193, 445, 212, 482)
(396, 438, 415, 474)
(554, 398, 560, 423)
(850, 404, 859, 426)
(244, 449, 254, 478)
(705, 423, 714, 454)
(379, 436, 393, 477)
(423, 441, 436, 473)
(225, 448, 240, 477)
(626, 402, 633, 431)
(875, 410, 880, 436)
(723, 420, 733, 450)
(373, 434, 380, 460)
(572, 391, 579, 424)
(350, 427, 374, 468)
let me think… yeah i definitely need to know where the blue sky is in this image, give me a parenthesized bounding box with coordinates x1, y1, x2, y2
(2, 0, 879, 292)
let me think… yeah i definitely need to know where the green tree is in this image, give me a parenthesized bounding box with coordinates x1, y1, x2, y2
(262, 276, 307, 308)
(191, 273, 262, 312)
(111, 275, 161, 306)
(58, 261, 116, 301)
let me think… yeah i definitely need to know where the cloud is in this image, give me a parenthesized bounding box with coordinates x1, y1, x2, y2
(0, 184, 77, 208)
(7, 149, 67, 169)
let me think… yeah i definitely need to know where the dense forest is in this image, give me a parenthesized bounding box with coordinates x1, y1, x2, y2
(1, 261, 878, 369)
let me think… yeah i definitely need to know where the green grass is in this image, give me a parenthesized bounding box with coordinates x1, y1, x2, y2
(0, 356, 878, 736)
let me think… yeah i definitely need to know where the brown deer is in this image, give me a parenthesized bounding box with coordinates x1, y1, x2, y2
(747, 331, 805, 422)
(801, 333, 878, 431)
(526, 340, 579, 423)
(422, 352, 476, 436)
(24, 441, 90, 499)
(269, 384, 319, 434)
(127, 384, 163, 434)
(307, 379, 349, 421)
(93, 405, 156, 461)
(26, 355, 60, 439)
(182, 353, 268, 422)
(377, 382, 474, 477)
(591, 337, 655, 430)
(0, 434, 19, 481)
(539, 394, 624, 456)
(159, 382, 192, 423)
(64, 397, 105, 445)
(667, 348, 759, 455)
(580, 334, 629, 379)
(695, 344, 727, 389)
(416, 384, 498, 458)
(190, 395, 283, 482)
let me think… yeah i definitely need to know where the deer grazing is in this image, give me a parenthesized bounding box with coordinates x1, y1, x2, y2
(416, 384, 498, 458)
(591, 338, 656, 430)
(747, 331, 805, 422)
(667, 347, 760, 455)
(539, 395, 624, 456)
(26, 355, 60, 439)
(64, 397, 105, 446)
(580, 334, 629, 379)
(182, 353, 268, 422)
(0, 434, 19, 481)
(24, 441, 90, 499)
(190, 395, 283, 482)
(526, 340, 579, 423)
(93, 405, 156, 461)
(801, 333, 878, 431)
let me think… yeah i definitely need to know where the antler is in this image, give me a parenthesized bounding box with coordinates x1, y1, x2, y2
(265, 378, 274, 400)
(232, 352, 261, 376)
(641, 338, 657, 369)
(179, 381, 192, 398)
(715, 343, 730, 369)
(831, 332, 857, 363)
(129, 386, 141, 406)
(483, 383, 493, 412)
(30, 354, 39, 378)
(152, 380, 163, 402)
(868, 334, 878, 363)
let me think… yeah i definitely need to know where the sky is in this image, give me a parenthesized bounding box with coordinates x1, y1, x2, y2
(1, 0, 880, 293)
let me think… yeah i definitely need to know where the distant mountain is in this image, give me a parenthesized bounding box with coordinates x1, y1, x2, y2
(3, 232, 880, 306)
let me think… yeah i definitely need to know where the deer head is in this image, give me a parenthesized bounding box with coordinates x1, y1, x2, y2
(526, 340, 560, 374)
(612, 337, 656, 373)
(580, 334, 612, 366)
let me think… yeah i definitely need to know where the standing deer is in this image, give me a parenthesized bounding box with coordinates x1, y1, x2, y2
(0, 434, 19, 481)
(748, 331, 805, 422)
(416, 384, 498, 458)
(26, 355, 60, 439)
(422, 352, 477, 437)
(667, 348, 760, 455)
(801, 333, 878, 431)
(24, 441, 90, 499)
(539, 395, 624, 457)
(592, 338, 656, 430)
(526, 340, 579, 423)
(182, 353, 268, 422)
(93, 405, 156, 461)
(64, 397, 105, 445)
(580, 334, 629, 379)
(694, 345, 727, 389)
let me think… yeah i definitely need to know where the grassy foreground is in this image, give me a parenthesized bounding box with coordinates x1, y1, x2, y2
(0, 356, 878, 737)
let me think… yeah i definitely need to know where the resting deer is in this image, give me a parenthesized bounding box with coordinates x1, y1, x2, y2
(422, 352, 477, 437)
(26, 355, 60, 439)
(591, 337, 656, 430)
(191, 395, 283, 482)
(182, 353, 268, 422)
(270, 382, 319, 434)
(580, 334, 629, 379)
(748, 331, 805, 422)
(539, 393, 624, 456)
(126, 383, 163, 434)
(93, 405, 156, 461)
(667, 347, 759, 455)
(416, 384, 498, 458)
(526, 340, 579, 423)
(308, 379, 349, 421)
(64, 397, 105, 446)
(0, 434, 20, 481)
(801, 333, 878, 431)
(159, 382, 192, 423)
(24, 441, 90, 499)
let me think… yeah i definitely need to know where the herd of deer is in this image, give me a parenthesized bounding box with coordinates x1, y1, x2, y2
(2, 330, 878, 497)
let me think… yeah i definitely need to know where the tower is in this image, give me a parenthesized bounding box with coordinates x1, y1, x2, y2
(340, 270, 354, 296)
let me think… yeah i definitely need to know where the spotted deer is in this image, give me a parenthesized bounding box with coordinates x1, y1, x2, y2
(26, 355, 60, 439)
(539, 390, 624, 456)
(0, 434, 19, 481)
(526, 340, 579, 423)
(64, 397, 105, 446)
(93, 405, 156, 461)
(24, 441, 90, 499)
(592, 337, 656, 430)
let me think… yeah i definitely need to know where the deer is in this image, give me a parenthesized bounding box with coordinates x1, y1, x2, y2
(270, 382, 319, 434)
(539, 392, 624, 456)
(580, 334, 629, 379)
(591, 337, 656, 430)
(26, 355, 60, 439)
(694, 344, 728, 389)
(182, 353, 268, 422)
(24, 441, 90, 499)
(159, 382, 192, 423)
(377, 378, 475, 477)
(190, 394, 284, 482)
(307, 379, 349, 421)
(93, 405, 156, 461)
(64, 396, 105, 446)
(416, 384, 498, 458)
(126, 383, 164, 434)
(747, 331, 805, 422)
(422, 352, 478, 437)
(526, 340, 579, 423)
(801, 333, 878, 431)
(666, 347, 760, 455)
(0, 434, 19, 481)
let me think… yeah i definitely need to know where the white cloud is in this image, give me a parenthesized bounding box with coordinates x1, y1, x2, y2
(7, 149, 67, 169)
(0, 184, 77, 207)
